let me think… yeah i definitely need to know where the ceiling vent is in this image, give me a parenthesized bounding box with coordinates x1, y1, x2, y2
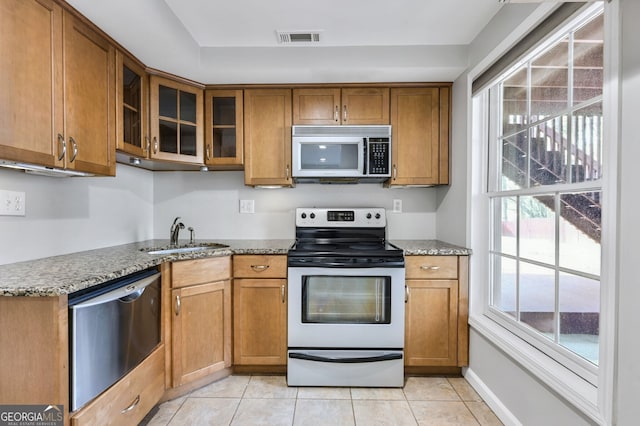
(276, 30, 322, 45)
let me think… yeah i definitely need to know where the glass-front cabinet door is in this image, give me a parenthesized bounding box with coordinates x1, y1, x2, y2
(116, 52, 148, 158)
(204, 89, 243, 169)
(150, 75, 203, 164)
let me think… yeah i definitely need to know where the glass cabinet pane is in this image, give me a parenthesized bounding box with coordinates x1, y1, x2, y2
(213, 128, 236, 158)
(122, 66, 140, 110)
(159, 86, 177, 118)
(213, 97, 236, 125)
(180, 124, 197, 156)
(122, 65, 142, 148)
(159, 120, 177, 153)
(180, 92, 197, 123)
(123, 107, 140, 148)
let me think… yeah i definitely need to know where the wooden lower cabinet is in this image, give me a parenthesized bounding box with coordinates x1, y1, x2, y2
(404, 256, 469, 367)
(233, 254, 288, 366)
(168, 257, 232, 388)
(71, 346, 164, 426)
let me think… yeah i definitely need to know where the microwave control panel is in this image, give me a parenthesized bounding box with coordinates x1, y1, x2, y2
(367, 138, 391, 176)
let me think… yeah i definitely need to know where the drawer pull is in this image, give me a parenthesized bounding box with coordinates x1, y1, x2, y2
(175, 295, 181, 316)
(420, 265, 441, 271)
(121, 395, 140, 414)
(251, 265, 270, 272)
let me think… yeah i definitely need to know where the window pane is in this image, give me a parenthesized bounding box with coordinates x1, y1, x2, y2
(519, 261, 555, 336)
(531, 37, 569, 121)
(530, 116, 568, 186)
(573, 13, 604, 105)
(559, 191, 601, 275)
(494, 197, 517, 256)
(501, 130, 528, 190)
(559, 272, 599, 365)
(491, 255, 516, 319)
(502, 66, 528, 136)
(570, 102, 603, 183)
(520, 195, 555, 265)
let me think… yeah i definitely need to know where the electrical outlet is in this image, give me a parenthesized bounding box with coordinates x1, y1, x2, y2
(239, 199, 255, 214)
(0, 190, 26, 216)
(392, 199, 402, 213)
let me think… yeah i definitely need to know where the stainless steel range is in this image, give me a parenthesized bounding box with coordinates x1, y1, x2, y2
(287, 207, 405, 387)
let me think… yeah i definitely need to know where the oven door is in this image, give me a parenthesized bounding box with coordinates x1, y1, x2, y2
(287, 266, 405, 348)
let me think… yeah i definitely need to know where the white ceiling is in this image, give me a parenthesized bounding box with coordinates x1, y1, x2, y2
(66, 0, 503, 84)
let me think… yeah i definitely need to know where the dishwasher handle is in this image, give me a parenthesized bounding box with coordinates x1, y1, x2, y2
(70, 272, 161, 309)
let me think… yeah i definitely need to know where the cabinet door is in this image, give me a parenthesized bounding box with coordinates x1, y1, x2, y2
(342, 88, 389, 124)
(116, 51, 149, 158)
(0, 0, 63, 168)
(171, 280, 231, 387)
(150, 76, 204, 164)
(292, 88, 341, 125)
(204, 89, 243, 168)
(63, 11, 115, 176)
(233, 278, 287, 365)
(243, 89, 292, 186)
(389, 87, 449, 186)
(405, 279, 458, 366)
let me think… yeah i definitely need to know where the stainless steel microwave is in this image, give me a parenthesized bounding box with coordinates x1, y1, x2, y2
(291, 125, 392, 183)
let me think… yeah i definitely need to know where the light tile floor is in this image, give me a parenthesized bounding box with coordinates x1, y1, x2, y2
(144, 375, 503, 426)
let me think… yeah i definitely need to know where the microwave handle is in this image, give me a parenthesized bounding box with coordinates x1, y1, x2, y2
(362, 138, 368, 174)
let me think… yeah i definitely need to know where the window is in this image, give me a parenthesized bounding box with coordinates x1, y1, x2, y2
(486, 6, 604, 384)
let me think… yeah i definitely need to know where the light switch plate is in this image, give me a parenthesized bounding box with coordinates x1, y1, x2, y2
(239, 199, 255, 214)
(0, 190, 26, 216)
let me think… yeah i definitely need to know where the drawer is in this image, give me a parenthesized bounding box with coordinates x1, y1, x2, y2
(172, 256, 231, 288)
(405, 256, 458, 279)
(233, 255, 287, 278)
(71, 346, 165, 426)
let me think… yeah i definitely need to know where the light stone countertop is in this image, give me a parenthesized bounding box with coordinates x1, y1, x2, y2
(0, 239, 470, 297)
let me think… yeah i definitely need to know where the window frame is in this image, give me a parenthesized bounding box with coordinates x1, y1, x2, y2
(467, 2, 618, 424)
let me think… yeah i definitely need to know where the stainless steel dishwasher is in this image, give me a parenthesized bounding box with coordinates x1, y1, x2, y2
(68, 267, 161, 411)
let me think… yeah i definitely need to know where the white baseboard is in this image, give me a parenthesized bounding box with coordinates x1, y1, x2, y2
(463, 367, 522, 426)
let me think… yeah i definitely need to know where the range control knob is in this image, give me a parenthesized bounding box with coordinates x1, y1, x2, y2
(366, 213, 372, 219)
(310, 213, 316, 219)
(375, 213, 381, 219)
(301, 212, 307, 219)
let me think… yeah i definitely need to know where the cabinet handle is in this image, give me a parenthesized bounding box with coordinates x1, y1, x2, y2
(145, 136, 150, 155)
(175, 295, 181, 316)
(286, 164, 290, 179)
(334, 105, 339, 122)
(57, 134, 66, 161)
(343, 105, 348, 122)
(405, 285, 409, 303)
(69, 137, 78, 163)
(121, 395, 140, 414)
(281, 284, 285, 303)
(251, 265, 270, 272)
(420, 265, 441, 271)
(153, 136, 158, 154)
(393, 164, 397, 180)
(206, 143, 211, 161)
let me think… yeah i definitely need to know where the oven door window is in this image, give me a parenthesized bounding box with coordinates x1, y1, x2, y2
(302, 275, 391, 324)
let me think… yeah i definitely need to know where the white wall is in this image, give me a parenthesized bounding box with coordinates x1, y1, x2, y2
(152, 171, 437, 241)
(0, 164, 154, 265)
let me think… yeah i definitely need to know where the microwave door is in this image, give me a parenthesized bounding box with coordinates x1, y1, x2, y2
(293, 137, 364, 177)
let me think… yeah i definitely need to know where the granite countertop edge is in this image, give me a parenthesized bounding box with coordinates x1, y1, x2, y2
(1, 239, 470, 297)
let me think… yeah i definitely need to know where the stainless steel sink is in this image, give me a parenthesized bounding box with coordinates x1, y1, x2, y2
(141, 243, 229, 255)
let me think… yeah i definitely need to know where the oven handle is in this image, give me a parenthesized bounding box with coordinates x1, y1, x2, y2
(288, 352, 402, 364)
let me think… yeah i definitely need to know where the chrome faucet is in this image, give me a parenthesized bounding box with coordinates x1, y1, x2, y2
(170, 217, 185, 247)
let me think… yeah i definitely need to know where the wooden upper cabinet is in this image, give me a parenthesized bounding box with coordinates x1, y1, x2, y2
(293, 87, 389, 125)
(0, 0, 63, 168)
(116, 51, 149, 158)
(244, 89, 292, 186)
(62, 11, 116, 176)
(150, 75, 204, 164)
(389, 87, 450, 186)
(204, 89, 243, 169)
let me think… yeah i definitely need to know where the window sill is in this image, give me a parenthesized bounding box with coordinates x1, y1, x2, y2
(469, 314, 604, 424)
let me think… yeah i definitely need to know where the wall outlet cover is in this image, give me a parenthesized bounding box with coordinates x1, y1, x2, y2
(392, 199, 402, 213)
(239, 199, 255, 214)
(0, 190, 26, 216)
